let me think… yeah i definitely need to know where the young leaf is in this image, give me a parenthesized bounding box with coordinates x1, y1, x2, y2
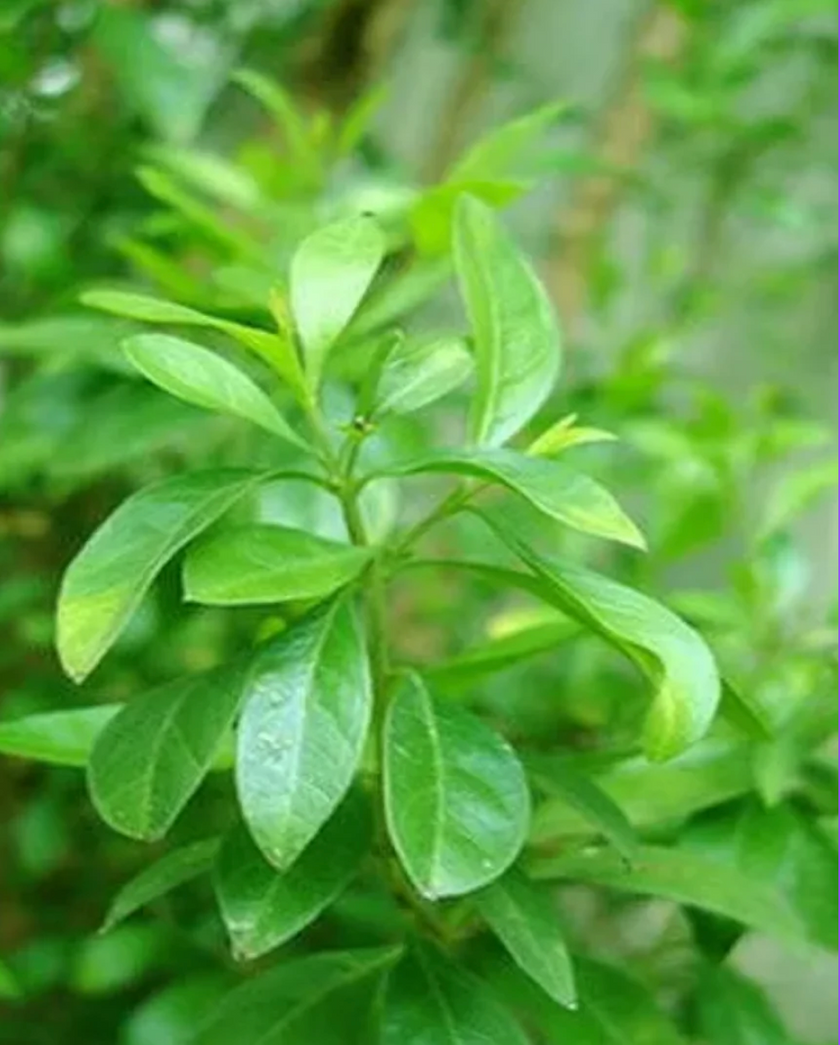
(183, 524, 372, 607)
(449, 101, 568, 185)
(382, 673, 530, 899)
(102, 839, 220, 931)
(527, 413, 617, 455)
(81, 290, 306, 397)
(474, 868, 577, 1008)
(57, 470, 260, 682)
(380, 943, 529, 1045)
(527, 756, 639, 861)
(529, 844, 805, 944)
(0, 706, 120, 767)
(695, 965, 794, 1045)
(373, 449, 646, 549)
(236, 601, 371, 870)
(88, 663, 248, 841)
(215, 789, 371, 960)
(453, 194, 560, 447)
(427, 620, 579, 686)
(123, 334, 305, 447)
(57, 470, 259, 682)
(290, 216, 385, 389)
(485, 518, 720, 760)
(194, 947, 400, 1045)
(374, 334, 473, 417)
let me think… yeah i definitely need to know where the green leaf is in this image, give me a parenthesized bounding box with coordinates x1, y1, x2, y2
(695, 966, 794, 1045)
(57, 470, 259, 681)
(194, 947, 400, 1045)
(474, 869, 576, 1008)
(529, 844, 805, 944)
(527, 413, 617, 455)
(450, 102, 568, 185)
(383, 673, 530, 899)
(527, 756, 638, 860)
(233, 69, 318, 178)
(236, 601, 371, 870)
(123, 334, 304, 447)
(411, 181, 522, 256)
(453, 195, 560, 447)
(102, 839, 220, 932)
(81, 290, 305, 397)
(215, 789, 371, 960)
(374, 449, 645, 549)
(0, 706, 120, 767)
(183, 524, 372, 607)
(381, 943, 529, 1045)
(88, 663, 248, 841)
(485, 520, 719, 759)
(0, 959, 20, 1000)
(290, 216, 385, 389)
(375, 334, 473, 417)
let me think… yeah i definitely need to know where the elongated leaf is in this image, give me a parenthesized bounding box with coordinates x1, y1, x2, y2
(123, 334, 304, 446)
(290, 217, 385, 388)
(475, 869, 576, 1008)
(427, 620, 579, 686)
(102, 839, 219, 931)
(381, 944, 529, 1045)
(383, 673, 529, 899)
(195, 947, 399, 1045)
(450, 102, 567, 184)
(528, 413, 617, 455)
(484, 518, 719, 760)
(529, 845, 805, 944)
(453, 195, 560, 447)
(184, 524, 371, 607)
(374, 449, 645, 549)
(215, 790, 371, 960)
(82, 290, 305, 396)
(696, 966, 793, 1045)
(57, 469, 259, 681)
(375, 334, 473, 416)
(527, 756, 638, 860)
(236, 601, 371, 870)
(88, 663, 248, 841)
(0, 706, 120, 767)
(0, 959, 19, 1000)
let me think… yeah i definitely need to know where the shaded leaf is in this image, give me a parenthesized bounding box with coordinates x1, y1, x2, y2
(57, 470, 260, 681)
(236, 601, 371, 870)
(215, 790, 371, 960)
(695, 965, 794, 1045)
(184, 524, 371, 606)
(375, 334, 473, 417)
(383, 673, 529, 899)
(0, 706, 120, 767)
(427, 620, 579, 686)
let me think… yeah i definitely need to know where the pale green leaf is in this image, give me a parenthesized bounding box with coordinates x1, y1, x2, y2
(88, 663, 249, 840)
(184, 524, 371, 607)
(528, 413, 617, 455)
(375, 334, 473, 417)
(475, 869, 576, 1008)
(453, 195, 560, 447)
(102, 839, 220, 931)
(57, 470, 260, 681)
(383, 673, 529, 899)
(123, 334, 304, 447)
(194, 947, 400, 1045)
(0, 706, 120, 767)
(450, 102, 568, 185)
(290, 216, 385, 389)
(381, 943, 529, 1045)
(411, 181, 522, 255)
(236, 601, 372, 870)
(215, 789, 371, 960)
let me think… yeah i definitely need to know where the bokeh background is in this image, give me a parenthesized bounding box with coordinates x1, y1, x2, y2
(1, 1, 836, 1043)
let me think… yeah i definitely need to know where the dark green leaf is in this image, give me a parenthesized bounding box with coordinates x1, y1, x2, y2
(474, 868, 576, 1008)
(453, 195, 560, 446)
(237, 602, 371, 870)
(184, 525, 372, 607)
(529, 844, 804, 944)
(123, 334, 304, 446)
(0, 706, 120, 767)
(194, 948, 400, 1045)
(375, 334, 473, 416)
(290, 217, 385, 389)
(57, 470, 259, 681)
(102, 839, 220, 931)
(381, 944, 529, 1045)
(88, 664, 248, 841)
(215, 790, 371, 960)
(383, 673, 529, 899)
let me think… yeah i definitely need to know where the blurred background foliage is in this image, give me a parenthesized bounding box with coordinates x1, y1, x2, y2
(0, 1, 836, 1043)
